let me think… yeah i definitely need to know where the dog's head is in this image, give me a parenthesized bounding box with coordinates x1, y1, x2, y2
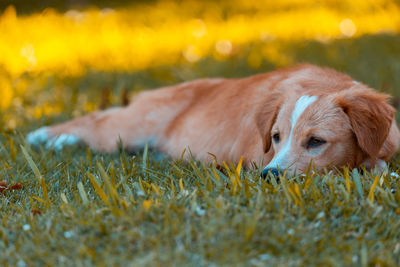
(259, 87, 395, 176)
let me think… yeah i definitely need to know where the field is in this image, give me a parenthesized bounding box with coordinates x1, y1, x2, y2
(1, 0, 400, 266)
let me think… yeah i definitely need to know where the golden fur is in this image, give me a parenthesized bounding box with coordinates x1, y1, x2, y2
(27, 64, 400, 174)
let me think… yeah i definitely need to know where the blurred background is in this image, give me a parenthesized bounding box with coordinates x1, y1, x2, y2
(1, 0, 400, 131)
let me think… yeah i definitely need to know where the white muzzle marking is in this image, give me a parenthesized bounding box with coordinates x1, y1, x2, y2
(264, 95, 317, 170)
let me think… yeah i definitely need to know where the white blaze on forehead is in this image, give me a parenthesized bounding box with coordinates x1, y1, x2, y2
(290, 95, 318, 128)
(264, 95, 317, 170)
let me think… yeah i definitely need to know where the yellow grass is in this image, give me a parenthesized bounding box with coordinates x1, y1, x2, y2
(0, 0, 400, 112)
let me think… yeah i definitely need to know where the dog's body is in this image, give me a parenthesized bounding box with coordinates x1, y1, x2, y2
(27, 64, 400, 174)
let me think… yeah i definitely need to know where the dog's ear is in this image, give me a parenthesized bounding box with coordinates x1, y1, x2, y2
(256, 92, 283, 153)
(336, 88, 395, 162)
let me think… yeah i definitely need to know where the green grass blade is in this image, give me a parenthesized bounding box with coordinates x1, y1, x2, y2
(20, 145, 48, 200)
(77, 181, 89, 206)
(87, 172, 111, 207)
(352, 169, 363, 198)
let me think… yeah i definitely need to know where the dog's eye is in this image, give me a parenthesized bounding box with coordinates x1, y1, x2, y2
(272, 133, 280, 143)
(307, 137, 326, 149)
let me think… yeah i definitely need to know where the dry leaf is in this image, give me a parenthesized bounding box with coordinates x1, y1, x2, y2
(0, 180, 23, 194)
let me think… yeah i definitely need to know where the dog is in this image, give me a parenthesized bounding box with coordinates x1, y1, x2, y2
(26, 64, 400, 176)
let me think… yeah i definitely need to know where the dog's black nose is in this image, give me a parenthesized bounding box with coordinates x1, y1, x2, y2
(260, 167, 280, 179)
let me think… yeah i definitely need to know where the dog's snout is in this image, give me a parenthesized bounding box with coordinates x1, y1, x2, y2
(260, 167, 280, 179)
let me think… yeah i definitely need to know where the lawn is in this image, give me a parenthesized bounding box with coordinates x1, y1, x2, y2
(1, 0, 400, 266)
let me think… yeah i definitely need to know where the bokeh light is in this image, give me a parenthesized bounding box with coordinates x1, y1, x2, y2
(0, 0, 400, 127)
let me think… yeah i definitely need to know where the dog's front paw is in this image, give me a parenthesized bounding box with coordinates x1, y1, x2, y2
(45, 134, 80, 151)
(361, 158, 388, 174)
(27, 127, 80, 151)
(26, 127, 50, 146)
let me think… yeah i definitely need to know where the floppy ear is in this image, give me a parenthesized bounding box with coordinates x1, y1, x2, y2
(255, 92, 283, 153)
(336, 88, 395, 162)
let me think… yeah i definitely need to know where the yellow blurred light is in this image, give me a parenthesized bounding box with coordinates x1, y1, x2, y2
(340, 18, 357, 37)
(189, 19, 208, 38)
(0, 0, 399, 112)
(20, 44, 37, 69)
(215, 40, 232, 56)
(183, 45, 202, 62)
(1, 1, 399, 78)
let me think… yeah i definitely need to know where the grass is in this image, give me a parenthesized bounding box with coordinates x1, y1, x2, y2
(0, 37, 400, 266)
(1, 1, 400, 266)
(1, 139, 400, 266)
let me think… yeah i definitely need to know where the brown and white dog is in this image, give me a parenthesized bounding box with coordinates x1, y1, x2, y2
(27, 64, 400, 176)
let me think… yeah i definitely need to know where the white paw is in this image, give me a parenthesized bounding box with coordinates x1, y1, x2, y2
(27, 127, 80, 151)
(45, 134, 80, 151)
(375, 159, 388, 172)
(26, 127, 50, 146)
(361, 159, 388, 174)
